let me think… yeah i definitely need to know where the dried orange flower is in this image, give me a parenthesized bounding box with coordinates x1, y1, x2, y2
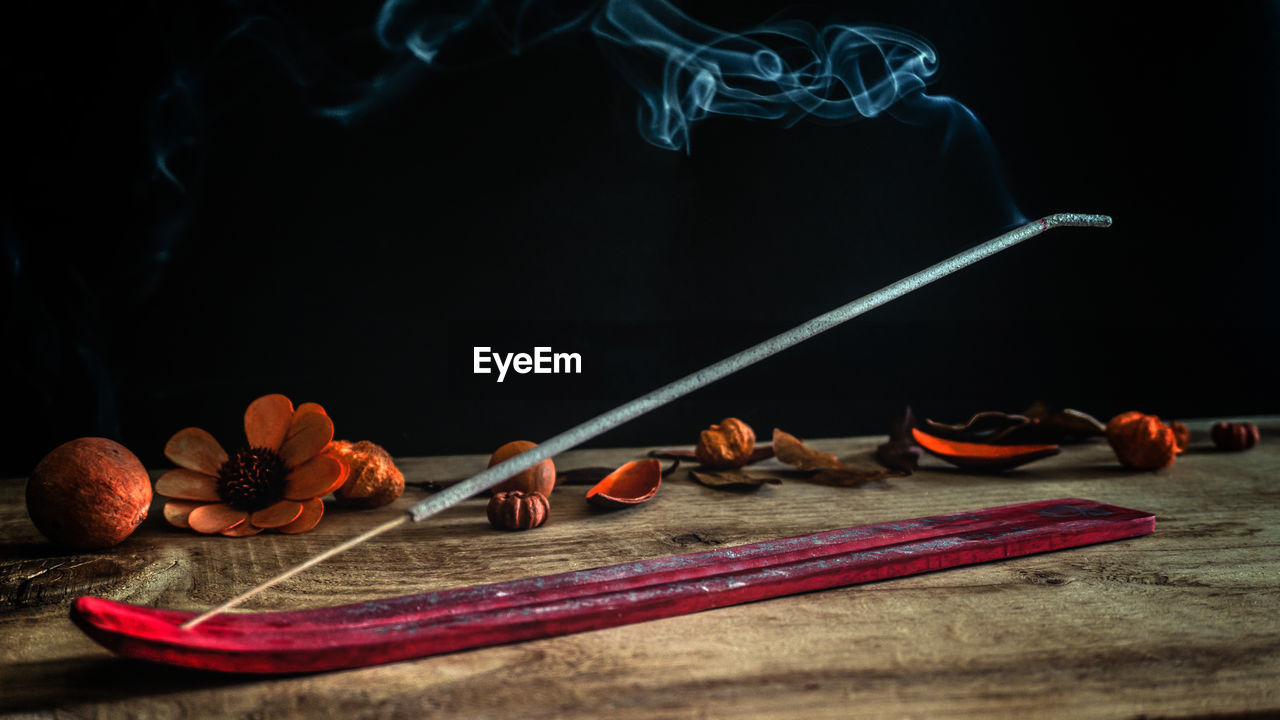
(156, 394, 348, 536)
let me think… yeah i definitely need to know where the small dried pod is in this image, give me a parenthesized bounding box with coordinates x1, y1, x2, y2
(489, 441, 556, 496)
(1107, 412, 1177, 470)
(695, 417, 756, 469)
(487, 490, 550, 531)
(1211, 421, 1260, 451)
(585, 459, 662, 509)
(329, 440, 405, 508)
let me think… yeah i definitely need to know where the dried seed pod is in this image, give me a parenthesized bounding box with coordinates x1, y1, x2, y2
(585, 459, 662, 509)
(1211, 421, 1259, 451)
(695, 417, 756, 469)
(1107, 412, 1177, 470)
(1168, 421, 1190, 453)
(488, 441, 556, 496)
(329, 440, 404, 508)
(909, 427, 1059, 472)
(26, 438, 152, 550)
(487, 491, 550, 531)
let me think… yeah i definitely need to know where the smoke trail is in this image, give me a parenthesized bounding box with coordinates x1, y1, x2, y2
(592, 1, 941, 152)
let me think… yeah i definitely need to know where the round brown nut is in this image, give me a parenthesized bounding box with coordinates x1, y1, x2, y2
(488, 441, 555, 496)
(1211, 421, 1259, 451)
(330, 440, 405, 508)
(695, 417, 756, 469)
(26, 437, 152, 550)
(487, 490, 550, 531)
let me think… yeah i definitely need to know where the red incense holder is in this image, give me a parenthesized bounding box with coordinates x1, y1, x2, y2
(72, 497, 1153, 674)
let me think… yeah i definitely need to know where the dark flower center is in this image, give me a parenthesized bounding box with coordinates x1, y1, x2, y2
(217, 447, 288, 511)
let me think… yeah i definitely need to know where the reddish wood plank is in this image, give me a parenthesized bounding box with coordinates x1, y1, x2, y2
(70, 498, 1154, 674)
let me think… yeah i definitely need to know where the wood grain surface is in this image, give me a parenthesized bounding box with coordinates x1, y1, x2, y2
(2, 419, 1278, 718)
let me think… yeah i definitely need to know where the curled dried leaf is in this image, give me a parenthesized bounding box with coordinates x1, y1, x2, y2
(772, 428, 841, 470)
(925, 407, 1106, 446)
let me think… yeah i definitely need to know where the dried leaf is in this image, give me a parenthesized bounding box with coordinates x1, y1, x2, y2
(923, 412, 1033, 444)
(925, 406, 1107, 446)
(1032, 407, 1107, 442)
(772, 429, 841, 470)
(806, 467, 904, 487)
(690, 469, 781, 489)
(773, 428, 905, 488)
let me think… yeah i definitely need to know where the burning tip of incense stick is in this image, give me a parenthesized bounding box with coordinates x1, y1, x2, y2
(1044, 213, 1111, 228)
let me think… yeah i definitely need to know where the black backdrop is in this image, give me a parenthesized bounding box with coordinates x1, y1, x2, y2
(4, 1, 1277, 475)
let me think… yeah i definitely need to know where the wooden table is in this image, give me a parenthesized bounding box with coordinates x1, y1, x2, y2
(2, 419, 1278, 718)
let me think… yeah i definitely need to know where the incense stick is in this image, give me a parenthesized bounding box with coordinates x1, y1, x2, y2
(180, 212, 1111, 629)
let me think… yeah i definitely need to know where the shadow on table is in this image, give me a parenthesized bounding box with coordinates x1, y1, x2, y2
(0, 655, 287, 713)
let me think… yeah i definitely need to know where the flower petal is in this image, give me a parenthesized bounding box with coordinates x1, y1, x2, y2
(280, 412, 334, 468)
(295, 402, 326, 417)
(163, 500, 206, 529)
(221, 523, 263, 537)
(277, 498, 324, 534)
(155, 469, 220, 501)
(188, 504, 248, 534)
(318, 451, 351, 495)
(244, 394, 294, 452)
(283, 454, 344, 500)
(164, 427, 228, 476)
(250, 501, 304, 528)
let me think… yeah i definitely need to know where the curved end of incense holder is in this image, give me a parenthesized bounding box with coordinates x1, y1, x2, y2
(71, 498, 1153, 675)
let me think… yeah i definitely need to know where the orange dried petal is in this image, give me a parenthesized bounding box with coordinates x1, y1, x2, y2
(586, 459, 662, 508)
(295, 402, 326, 417)
(187, 504, 248, 534)
(155, 469, 220, 501)
(283, 454, 344, 500)
(278, 498, 324, 534)
(316, 454, 350, 497)
(221, 523, 263, 537)
(250, 500, 304, 528)
(244, 394, 294, 452)
(164, 427, 228, 476)
(162, 500, 205, 529)
(280, 412, 334, 468)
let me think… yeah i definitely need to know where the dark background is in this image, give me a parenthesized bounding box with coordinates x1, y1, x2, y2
(3, 1, 1277, 475)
